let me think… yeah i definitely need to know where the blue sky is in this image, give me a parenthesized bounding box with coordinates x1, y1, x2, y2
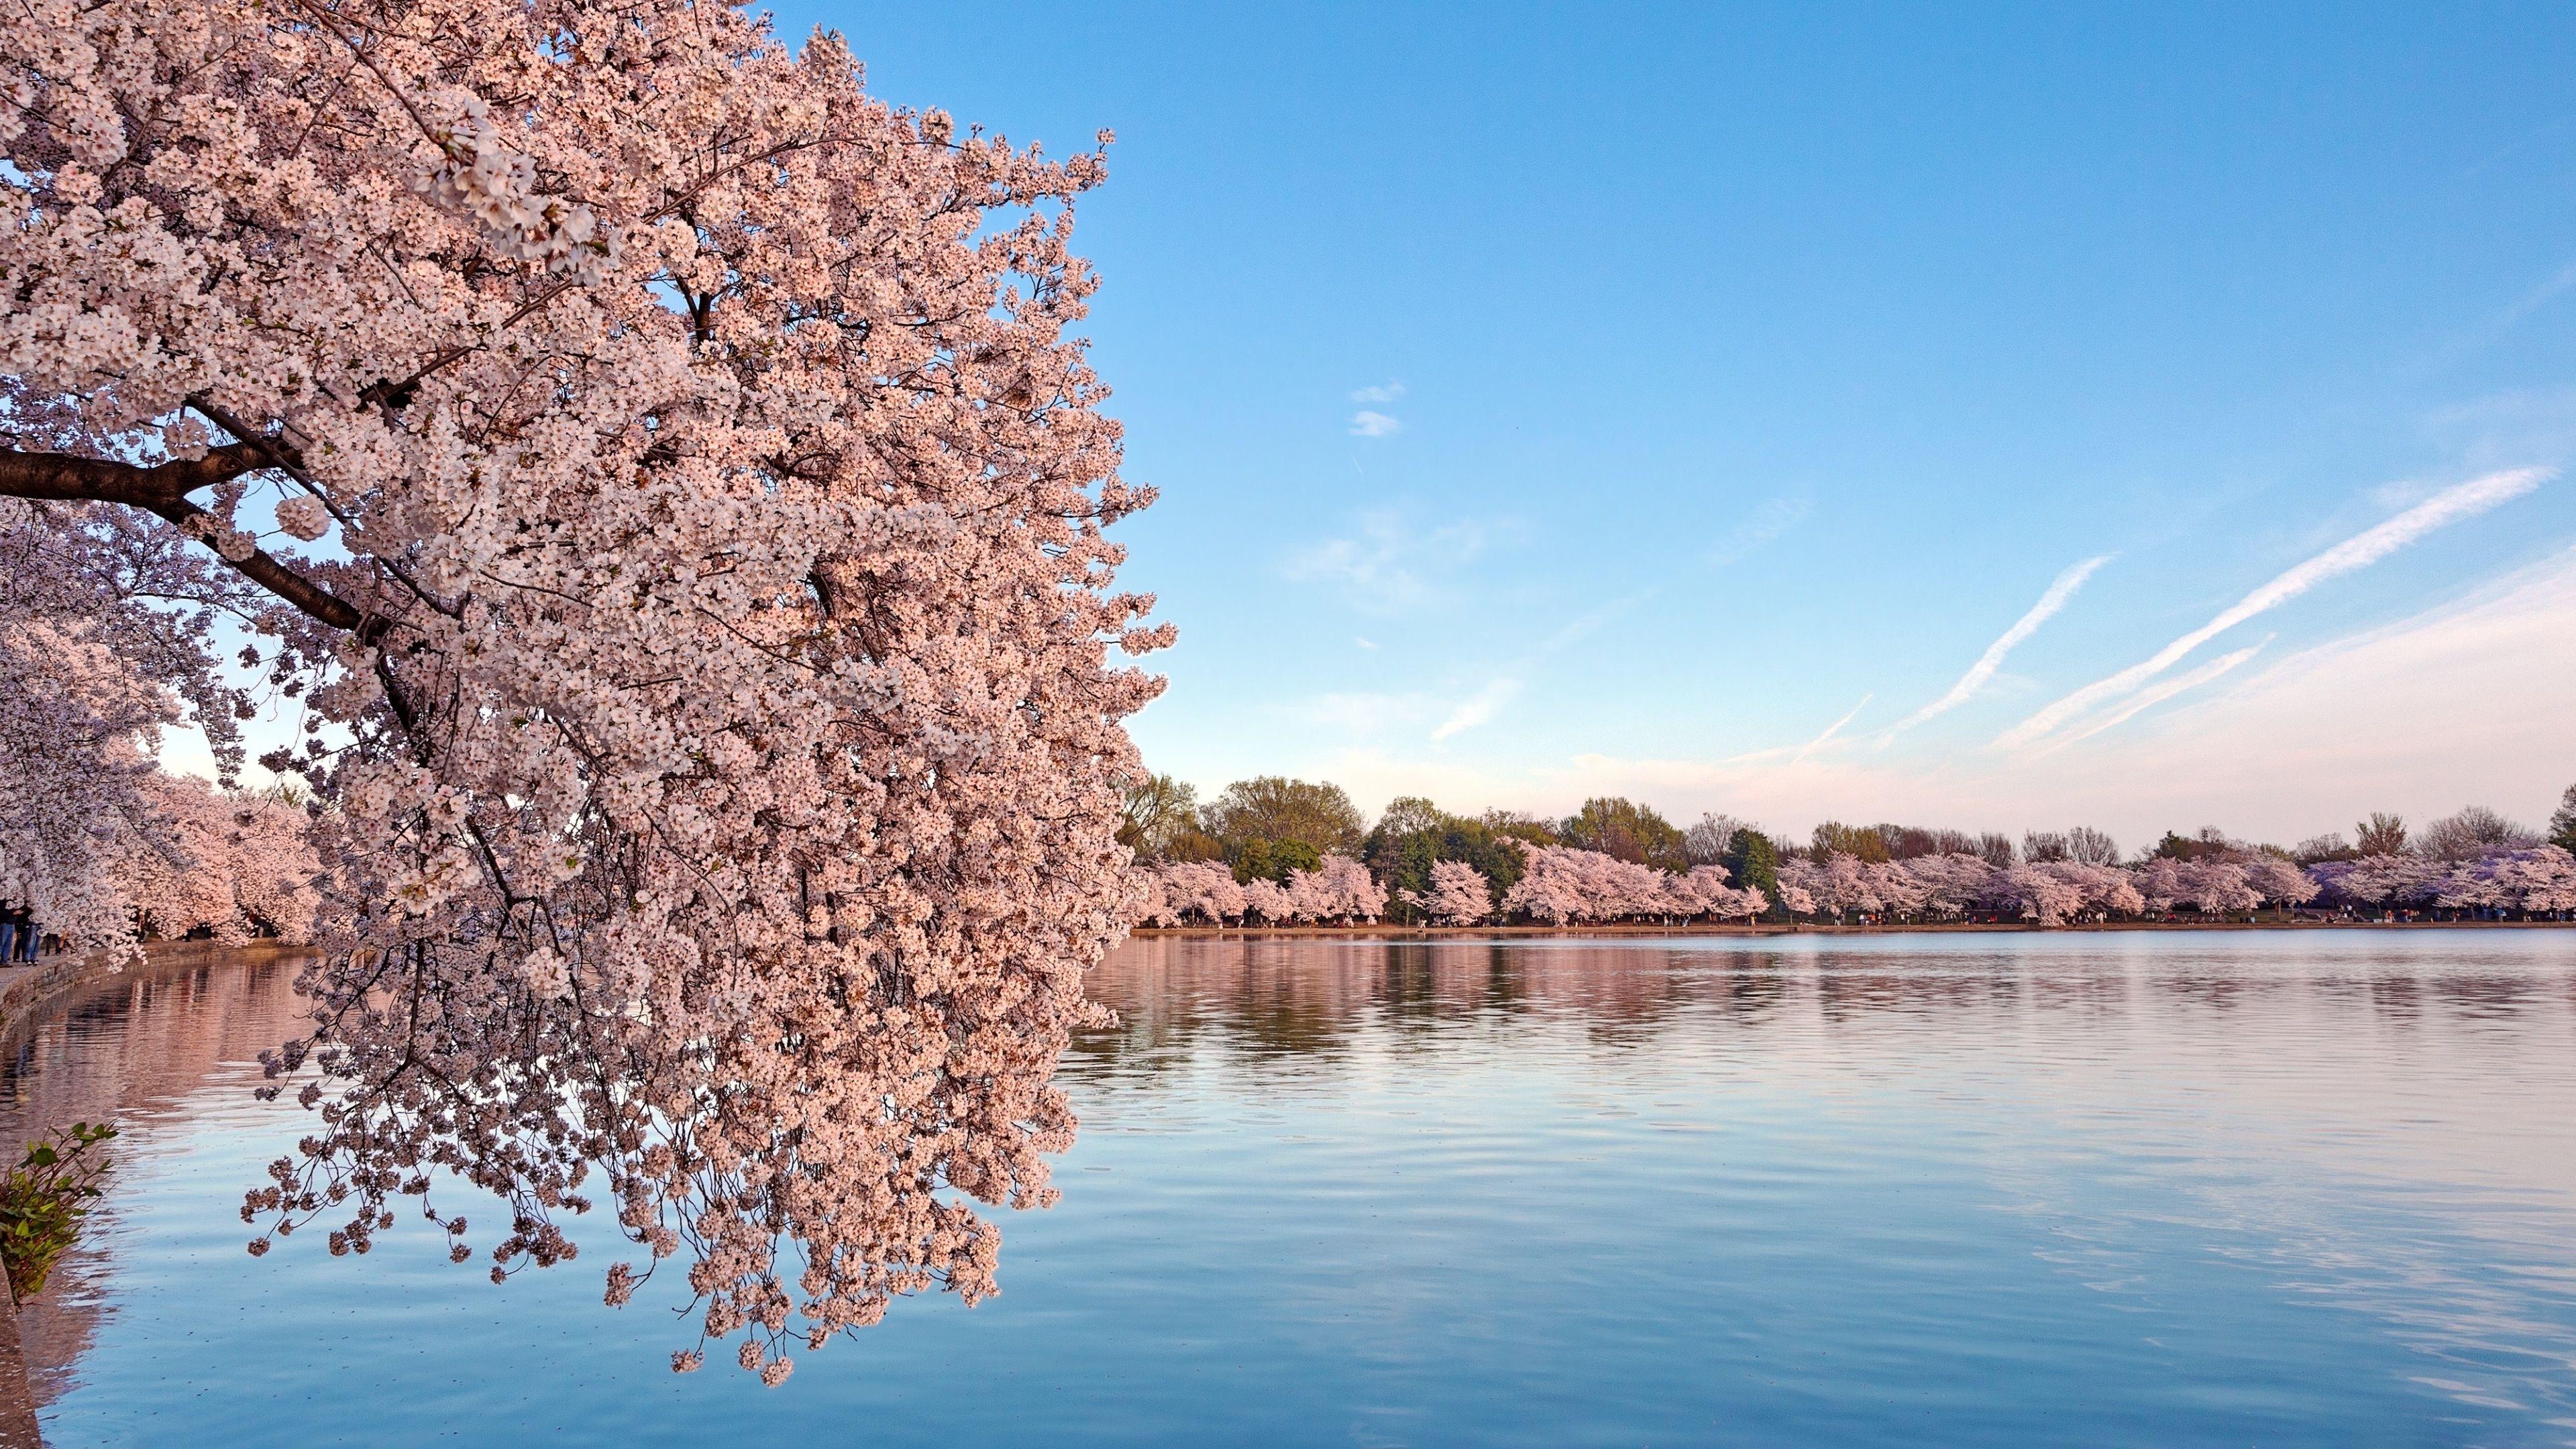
(163, 5, 2575, 847)
(761, 1, 2576, 845)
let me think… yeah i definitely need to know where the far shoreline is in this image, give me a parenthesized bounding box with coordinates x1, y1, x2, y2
(1127, 918, 2576, 941)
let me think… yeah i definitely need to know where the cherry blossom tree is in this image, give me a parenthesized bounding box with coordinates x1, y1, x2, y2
(1663, 863, 1764, 923)
(2238, 854, 2319, 910)
(2310, 852, 2432, 914)
(1498, 843, 1641, 924)
(1498, 842, 1589, 924)
(1863, 860, 1933, 922)
(1143, 859, 1246, 926)
(1817, 853, 1882, 921)
(1270, 854, 1386, 924)
(0, 606, 179, 954)
(1132, 885, 1180, 930)
(1994, 864, 2083, 926)
(7, 0, 1166, 1385)
(1772, 858, 1825, 920)
(1424, 859, 1495, 926)
(117, 775, 321, 944)
(1240, 876, 1296, 925)
(1771, 875, 1820, 918)
(2494, 845, 2576, 916)
(1318, 854, 1390, 922)
(0, 449, 289, 955)
(2183, 861, 2263, 914)
(1906, 853, 1996, 920)
(2040, 861, 2144, 920)
(2433, 862, 2503, 915)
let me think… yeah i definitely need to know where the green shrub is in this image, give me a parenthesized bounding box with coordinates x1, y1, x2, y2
(0, 1122, 118, 1305)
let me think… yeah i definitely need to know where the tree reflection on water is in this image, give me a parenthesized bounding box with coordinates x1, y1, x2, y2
(1071, 932, 2575, 1075)
(0, 953, 309, 1410)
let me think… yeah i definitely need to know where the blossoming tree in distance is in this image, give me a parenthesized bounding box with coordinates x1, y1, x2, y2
(3, 0, 1168, 1385)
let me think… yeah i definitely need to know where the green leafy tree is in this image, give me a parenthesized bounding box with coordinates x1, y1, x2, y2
(1228, 837, 1325, 885)
(1436, 817, 1527, 904)
(1116, 773, 1201, 859)
(1365, 798, 1529, 922)
(1363, 797, 1443, 922)
(1201, 777, 1366, 857)
(2548, 786, 2576, 854)
(2354, 812, 2408, 856)
(2150, 827, 2234, 862)
(1480, 809, 1560, 849)
(1199, 776, 1363, 885)
(1809, 820, 1890, 863)
(1726, 830, 1780, 904)
(1373, 796, 1442, 841)
(1560, 796, 1686, 869)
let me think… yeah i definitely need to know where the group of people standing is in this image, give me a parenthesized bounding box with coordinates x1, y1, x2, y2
(0, 902, 47, 963)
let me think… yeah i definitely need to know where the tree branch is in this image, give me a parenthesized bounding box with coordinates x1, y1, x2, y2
(1, 443, 380, 640)
(0, 441, 270, 506)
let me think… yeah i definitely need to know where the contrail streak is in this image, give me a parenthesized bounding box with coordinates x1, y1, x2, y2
(1997, 467, 2549, 749)
(1792, 693, 1873, 764)
(1887, 554, 2110, 737)
(2051, 641, 2265, 749)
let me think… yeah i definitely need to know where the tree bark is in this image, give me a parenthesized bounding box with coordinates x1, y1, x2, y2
(0, 444, 372, 637)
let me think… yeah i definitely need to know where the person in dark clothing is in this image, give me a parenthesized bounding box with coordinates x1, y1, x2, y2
(0, 901, 15, 964)
(11, 908, 33, 963)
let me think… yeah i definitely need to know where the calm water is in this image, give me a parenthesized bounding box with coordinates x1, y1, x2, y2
(8, 932, 2576, 1446)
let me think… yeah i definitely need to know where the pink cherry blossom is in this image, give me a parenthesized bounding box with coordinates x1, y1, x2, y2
(1146, 859, 1248, 926)
(5, 0, 1161, 1387)
(1424, 859, 1495, 925)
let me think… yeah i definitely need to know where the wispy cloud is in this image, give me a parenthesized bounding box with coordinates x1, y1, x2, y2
(1354, 637, 1377, 650)
(1348, 410, 1401, 437)
(1711, 496, 1811, 567)
(1311, 547, 2576, 846)
(1884, 554, 2111, 739)
(1417, 590, 1654, 744)
(1350, 381, 1406, 404)
(1997, 467, 2550, 749)
(1538, 588, 1654, 655)
(2050, 640, 2265, 749)
(1283, 509, 1499, 612)
(1433, 678, 1522, 742)
(1792, 693, 1873, 765)
(1303, 691, 1433, 733)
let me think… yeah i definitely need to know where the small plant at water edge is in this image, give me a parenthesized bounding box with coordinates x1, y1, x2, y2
(0, 1123, 119, 1305)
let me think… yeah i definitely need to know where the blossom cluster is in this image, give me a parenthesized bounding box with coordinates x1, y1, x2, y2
(413, 97, 621, 280)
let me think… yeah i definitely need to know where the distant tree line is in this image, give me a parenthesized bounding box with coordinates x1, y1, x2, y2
(1122, 775, 2576, 928)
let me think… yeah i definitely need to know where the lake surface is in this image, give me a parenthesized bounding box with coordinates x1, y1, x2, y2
(7, 931, 2576, 1446)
